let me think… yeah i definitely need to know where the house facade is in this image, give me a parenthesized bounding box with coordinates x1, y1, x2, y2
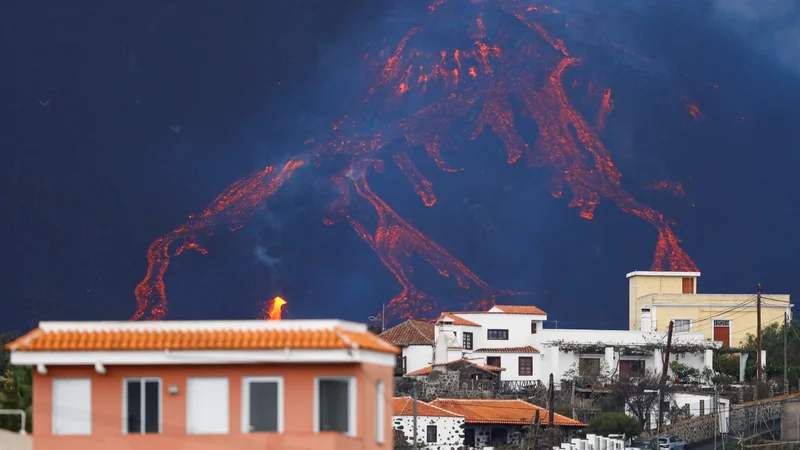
(429, 398, 585, 447)
(7, 319, 399, 450)
(637, 392, 730, 432)
(628, 271, 793, 346)
(392, 397, 465, 449)
(426, 305, 715, 389)
(379, 319, 434, 375)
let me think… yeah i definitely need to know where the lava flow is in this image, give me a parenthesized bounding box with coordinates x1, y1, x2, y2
(133, 0, 697, 322)
(261, 296, 287, 321)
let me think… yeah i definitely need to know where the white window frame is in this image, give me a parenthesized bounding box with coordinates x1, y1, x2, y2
(314, 376, 356, 436)
(674, 319, 692, 333)
(376, 380, 384, 443)
(122, 377, 162, 434)
(241, 376, 284, 433)
(52, 378, 92, 436)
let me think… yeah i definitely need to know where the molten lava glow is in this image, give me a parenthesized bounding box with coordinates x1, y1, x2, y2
(684, 99, 705, 121)
(261, 296, 287, 321)
(653, 181, 686, 198)
(133, 0, 698, 322)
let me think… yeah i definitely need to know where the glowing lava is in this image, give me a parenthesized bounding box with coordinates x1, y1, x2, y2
(262, 296, 287, 321)
(133, 0, 697, 322)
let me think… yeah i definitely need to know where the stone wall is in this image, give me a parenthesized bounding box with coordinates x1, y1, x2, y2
(646, 393, 800, 444)
(395, 374, 496, 402)
(392, 415, 465, 449)
(780, 402, 800, 441)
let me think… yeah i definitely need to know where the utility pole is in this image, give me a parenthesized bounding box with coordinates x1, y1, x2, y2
(412, 390, 418, 448)
(657, 320, 674, 434)
(757, 283, 763, 384)
(548, 373, 555, 427)
(713, 384, 718, 449)
(785, 310, 789, 395)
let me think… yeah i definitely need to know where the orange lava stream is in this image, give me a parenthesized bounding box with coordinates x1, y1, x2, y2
(260, 296, 287, 320)
(133, 0, 697, 321)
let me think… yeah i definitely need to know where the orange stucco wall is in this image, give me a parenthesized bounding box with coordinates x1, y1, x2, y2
(32, 362, 393, 450)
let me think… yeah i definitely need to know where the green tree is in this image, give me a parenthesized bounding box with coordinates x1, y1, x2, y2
(0, 365, 33, 433)
(669, 361, 700, 384)
(0, 333, 14, 375)
(743, 320, 800, 385)
(586, 412, 642, 437)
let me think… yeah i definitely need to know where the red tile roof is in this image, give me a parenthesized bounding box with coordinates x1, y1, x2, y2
(405, 359, 505, 376)
(380, 319, 434, 346)
(6, 324, 400, 354)
(429, 399, 585, 427)
(489, 305, 547, 315)
(474, 346, 540, 353)
(393, 397, 463, 417)
(435, 313, 482, 327)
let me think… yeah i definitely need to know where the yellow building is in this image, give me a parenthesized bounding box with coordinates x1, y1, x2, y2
(628, 271, 792, 347)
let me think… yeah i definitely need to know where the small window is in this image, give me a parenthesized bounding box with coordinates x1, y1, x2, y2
(519, 357, 533, 376)
(699, 400, 705, 415)
(53, 378, 92, 435)
(463, 332, 473, 350)
(487, 329, 509, 340)
(486, 356, 501, 367)
(579, 358, 601, 377)
(531, 321, 538, 334)
(674, 319, 691, 333)
(395, 355, 407, 375)
(124, 378, 161, 434)
(620, 360, 646, 379)
(427, 425, 438, 442)
(242, 377, 283, 433)
(376, 381, 384, 443)
(316, 377, 356, 435)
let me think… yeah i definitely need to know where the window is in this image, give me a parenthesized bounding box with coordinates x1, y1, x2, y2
(315, 377, 356, 435)
(463, 332, 473, 350)
(187, 377, 229, 434)
(487, 329, 509, 340)
(519, 357, 533, 376)
(699, 400, 705, 415)
(682, 277, 694, 294)
(579, 358, 601, 377)
(674, 319, 691, 333)
(619, 360, 645, 379)
(427, 425, 438, 442)
(395, 355, 407, 375)
(124, 378, 161, 434)
(376, 381, 384, 443)
(242, 377, 283, 433)
(486, 356, 501, 367)
(531, 321, 538, 334)
(53, 378, 92, 435)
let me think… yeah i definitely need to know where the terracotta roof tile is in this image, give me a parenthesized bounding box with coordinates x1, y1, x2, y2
(435, 313, 482, 327)
(405, 359, 505, 376)
(393, 397, 463, 417)
(489, 305, 547, 315)
(380, 319, 434, 346)
(474, 346, 540, 353)
(7, 326, 400, 354)
(429, 399, 585, 427)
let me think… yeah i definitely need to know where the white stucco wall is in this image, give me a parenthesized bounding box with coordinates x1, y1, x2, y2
(638, 392, 730, 432)
(436, 313, 545, 351)
(404, 344, 434, 374)
(392, 415, 465, 449)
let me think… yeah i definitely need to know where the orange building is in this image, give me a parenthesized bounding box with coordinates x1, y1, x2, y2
(6, 319, 399, 450)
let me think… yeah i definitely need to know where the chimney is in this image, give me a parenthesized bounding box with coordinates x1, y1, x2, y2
(434, 316, 455, 364)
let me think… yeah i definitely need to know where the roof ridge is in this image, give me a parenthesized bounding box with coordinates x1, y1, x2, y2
(408, 320, 431, 341)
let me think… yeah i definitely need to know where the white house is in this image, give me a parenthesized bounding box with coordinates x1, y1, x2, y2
(392, 396, 465, 449)
(422, 305, 716, 389)
(380, 319, 435, 375)
(636, 391, 730, 432)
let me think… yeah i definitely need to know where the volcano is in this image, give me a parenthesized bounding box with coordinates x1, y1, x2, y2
(133, 0, 697, 322)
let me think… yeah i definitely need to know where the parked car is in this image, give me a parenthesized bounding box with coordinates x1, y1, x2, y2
(627, 437, 659, 449)
(658, 434, 687, 450)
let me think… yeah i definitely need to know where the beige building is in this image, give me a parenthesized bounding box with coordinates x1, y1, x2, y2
(628, 271, 792, 347)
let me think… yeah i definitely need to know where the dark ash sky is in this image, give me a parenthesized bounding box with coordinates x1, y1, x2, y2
(2, 0, 799, 334)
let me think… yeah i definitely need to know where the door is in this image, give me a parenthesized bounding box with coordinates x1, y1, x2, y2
(464, 428, 476, 447)
(713, 320, 731, 347)
(52, 378, 92, 435)
(640, 309, 652, 332)
(491, 427, 508, 445)
(187, 377, 229, 434)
